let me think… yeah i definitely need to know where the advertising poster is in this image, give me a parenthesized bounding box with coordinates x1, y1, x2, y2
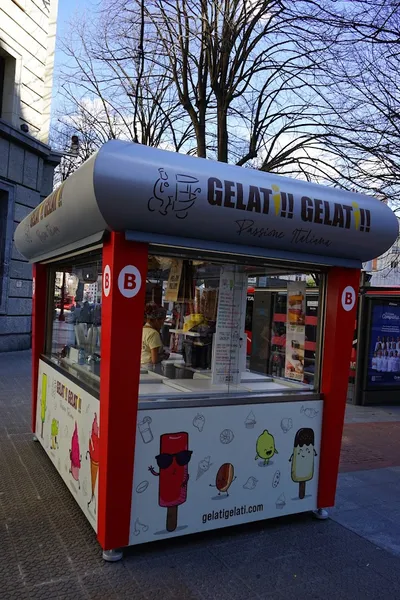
(367, 301, 400, 388)
(165, 259, 183, 302)
(36, 360, 100, 531)
(212, 268, 247, 385)
(130, 400, 322, 545)
(285, 282, 306, 381)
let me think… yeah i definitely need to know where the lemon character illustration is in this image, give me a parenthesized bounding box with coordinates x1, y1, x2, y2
(255, 430, 278, 466)
(352, 201, 360, 230)
(272, 185, 281, 216)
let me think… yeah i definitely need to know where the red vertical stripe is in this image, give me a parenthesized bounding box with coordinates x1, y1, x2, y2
(31, 263, 47, 433)
(97, 233, 148, 550)
(318, 268, 360, 508)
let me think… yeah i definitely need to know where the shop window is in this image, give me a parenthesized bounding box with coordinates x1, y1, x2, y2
(138, 255, 323, 401)
(45, 252, 102, 394)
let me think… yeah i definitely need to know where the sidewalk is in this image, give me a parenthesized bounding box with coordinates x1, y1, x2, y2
(0, 350, 399, 599)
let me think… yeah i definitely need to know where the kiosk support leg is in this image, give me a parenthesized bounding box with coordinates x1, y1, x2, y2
(313, 508, 329, 520)
(317, 267, 360, 510)
(102, 549, 123, 562)
(98, 234, 148, 554)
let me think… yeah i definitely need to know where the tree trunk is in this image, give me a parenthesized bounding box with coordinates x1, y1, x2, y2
(217, 102, 228, 163)
(196, 120, 207, 158)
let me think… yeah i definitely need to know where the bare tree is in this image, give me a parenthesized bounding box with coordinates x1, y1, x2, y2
(132, 0, 343, 174)
(304, 1, 400, 204)
(58, 5, 193, 155)
(59, 0, 364, 183)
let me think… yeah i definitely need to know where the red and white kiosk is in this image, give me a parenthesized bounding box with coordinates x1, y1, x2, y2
(15, 141, 398, 560)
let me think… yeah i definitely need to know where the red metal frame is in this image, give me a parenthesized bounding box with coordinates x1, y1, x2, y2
(31, 263, 47, 433)
(32, 242, 360, 546)
(97, 233, 148, 550)
(317, 267, 360, 508)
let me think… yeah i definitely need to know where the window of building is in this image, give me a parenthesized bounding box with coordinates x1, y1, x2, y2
(0, 55, 5, 118)
(0, 48, 17, 123)
(0, 184, 14, 313)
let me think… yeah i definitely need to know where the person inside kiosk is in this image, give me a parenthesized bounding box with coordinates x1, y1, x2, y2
(141, 303, 170, 371)
(46, 249, 322, 404)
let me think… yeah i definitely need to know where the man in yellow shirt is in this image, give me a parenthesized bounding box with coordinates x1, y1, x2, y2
(141, 303, 169, 371)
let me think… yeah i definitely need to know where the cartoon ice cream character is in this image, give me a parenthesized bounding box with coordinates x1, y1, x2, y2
(289, 428, 317, 499)
(50, 418, 59, 450)
(149, 432, 192, 533)
(281, 418, 293, 433)
(86, 413, 99, 511)
(148, 168, 171, 215)
(40, 373, 47, 438)
(255, 430, 278, 466)
(210, 463, 236, 497)
(148, 169, 200, 219)
(69, 422, 82, 489)
(193, 413, 205, 432)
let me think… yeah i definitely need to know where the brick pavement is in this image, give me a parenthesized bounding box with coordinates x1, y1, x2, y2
(1, 350, 400, 600)
(340, 422, 400, 472)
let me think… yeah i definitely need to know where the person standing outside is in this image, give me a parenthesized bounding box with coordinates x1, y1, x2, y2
(141, 303, 169, 372)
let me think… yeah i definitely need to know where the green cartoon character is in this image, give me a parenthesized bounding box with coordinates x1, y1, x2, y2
(51, 418, 59, 450)
(255, 430, 278, 466)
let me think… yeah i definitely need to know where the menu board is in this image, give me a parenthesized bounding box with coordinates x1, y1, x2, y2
(212, 268, 247, 385)
(285, 282, 306, 382)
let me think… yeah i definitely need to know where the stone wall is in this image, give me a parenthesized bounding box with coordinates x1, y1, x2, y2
(0, 119, 60, 352)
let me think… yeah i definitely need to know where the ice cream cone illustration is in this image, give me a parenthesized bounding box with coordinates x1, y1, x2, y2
(196, 456, 212, 480)
(149, 432, 192, 533)
(86, 413, 99, 512)
(40, 373, 47, 438)
(289, 428, 317, 499)
(69, 422, 82, 489)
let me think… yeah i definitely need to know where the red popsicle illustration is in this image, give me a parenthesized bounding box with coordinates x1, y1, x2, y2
(149, 432, 192, 532)
(86, 413, 99, 511)
(69, 422, 82, 489)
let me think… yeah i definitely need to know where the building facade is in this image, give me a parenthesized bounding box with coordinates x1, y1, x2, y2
(364, 220, 400, 287)
(0, 0, 60, 351)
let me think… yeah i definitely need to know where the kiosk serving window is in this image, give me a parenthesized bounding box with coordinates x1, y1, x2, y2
(139, 254, 323, 402)
(44, 252, 102, 394)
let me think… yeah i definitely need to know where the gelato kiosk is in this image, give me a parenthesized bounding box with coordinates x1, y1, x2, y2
(14, 141, 398, 560)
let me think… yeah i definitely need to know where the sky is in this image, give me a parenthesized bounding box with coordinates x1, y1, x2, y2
(52, 0, 89, 110)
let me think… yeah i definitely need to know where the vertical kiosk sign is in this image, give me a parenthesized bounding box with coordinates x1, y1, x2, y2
(212, 268, 247, 385)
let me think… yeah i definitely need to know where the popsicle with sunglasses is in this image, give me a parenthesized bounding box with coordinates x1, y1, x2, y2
(149, 432, 192, 532)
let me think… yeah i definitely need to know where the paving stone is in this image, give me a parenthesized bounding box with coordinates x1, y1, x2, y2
(1, 350, 400, 600)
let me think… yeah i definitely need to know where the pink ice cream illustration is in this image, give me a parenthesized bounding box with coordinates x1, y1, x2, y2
(69, 422, 82, 489)
(86, 413, 100, 511)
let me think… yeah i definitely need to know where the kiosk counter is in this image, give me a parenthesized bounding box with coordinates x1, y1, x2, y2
(14, 140, 398, 560)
